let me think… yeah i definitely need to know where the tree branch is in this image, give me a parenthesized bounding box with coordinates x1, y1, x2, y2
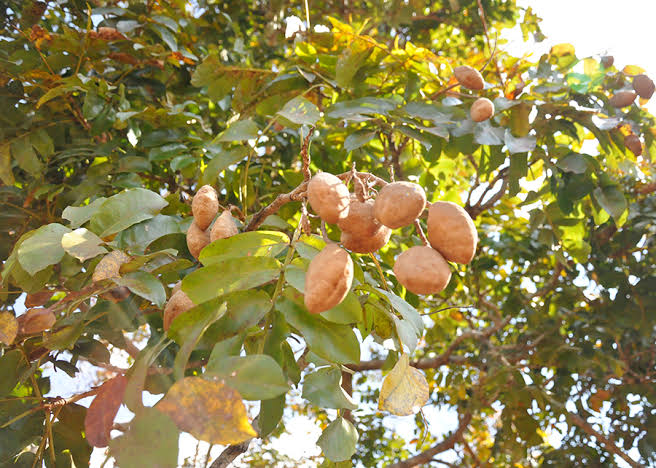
(386, 413, 473, 468)
(567, 412, 642, 468)
(244, 182, 308, 232)
(209, 439, 252, 468)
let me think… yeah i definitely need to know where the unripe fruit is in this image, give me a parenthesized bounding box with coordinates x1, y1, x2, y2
(210, 210, 239, 242)
(304, 244, 354, 314)
(393, 246, 451, 295)
(307, 173, 350, 224)
(427, 201, 478, 264)
(624, 134, 642, 156)
(609, 91, 636, 108)
(454, 65, 484, 90)
(337, 196, 382, 238)
(340, 225, 391, 254)
(633, 74, 655, 99)
(163, 290, 195, 331)
(374, 182, 426, 229)
(186, 221, 210, 259)
(192, 185, 219, 230)
(470, 97, 495, 122)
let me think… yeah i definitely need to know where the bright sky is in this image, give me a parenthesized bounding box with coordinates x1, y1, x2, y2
(41, 2, 656, 467)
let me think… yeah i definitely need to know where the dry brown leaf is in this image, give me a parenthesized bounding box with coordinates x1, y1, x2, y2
(85, 375, 128, 447)
(378, 353, 429, 416)
(0, 311, 18, 345)
(92, 250, 131, 282)
(18, 308, 56, 335)
(157, 376, 257, 445)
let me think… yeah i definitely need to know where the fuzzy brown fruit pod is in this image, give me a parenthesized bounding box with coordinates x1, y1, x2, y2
(374, 182, 426, 229)
(304, 244, 354, 314)
(624, 134, 642, 156)
(427, 201, 478, 264)
(163, 290, 195, 331)
(633, 74, 655, 100)
(454, 65, 484, 90)
(601, 56, 614, 68)
(307, 172, 350, 224)
(609, 91, 637, 108)
(340, 225, 391, 254)
(337, 196, 382, 238)
(210, 210, 239, 242)
(393, 246, 452, 295)
(192, 185, 219, 230)
(186, 221, 210, 259)
(470, 97, 495, 122)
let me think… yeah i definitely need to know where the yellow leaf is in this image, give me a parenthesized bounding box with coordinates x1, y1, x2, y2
(0, 311, 18, 345)
(623, 64, 645, 76)
(92, 250, 131, 282)
(378, 354, 429, 416)
(157, 376, 257, 445)
(550, 43, 575, 57)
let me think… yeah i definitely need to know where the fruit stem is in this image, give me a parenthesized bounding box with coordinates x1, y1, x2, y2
(414, 220, 430, 246)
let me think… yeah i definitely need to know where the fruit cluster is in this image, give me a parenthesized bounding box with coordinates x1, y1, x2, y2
(304, 172, 478, 314)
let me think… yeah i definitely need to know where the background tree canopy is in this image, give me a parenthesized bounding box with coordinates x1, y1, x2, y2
(1, 1, 655, 467)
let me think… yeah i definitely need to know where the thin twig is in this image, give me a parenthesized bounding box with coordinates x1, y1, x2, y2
(414, 219, 430, 246)
(300, 127, 314, 182)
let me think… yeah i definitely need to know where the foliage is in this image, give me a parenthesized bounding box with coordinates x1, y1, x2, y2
(0, 1, 655, 467)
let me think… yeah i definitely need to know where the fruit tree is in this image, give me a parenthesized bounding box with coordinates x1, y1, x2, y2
(1, 1, 655, 467)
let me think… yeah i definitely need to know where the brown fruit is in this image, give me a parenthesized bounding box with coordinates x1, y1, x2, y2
(192, 185, 219, 230)
(304, 244, 354, 314)
(609, 91, 636, 108)
(307, 172, 350, 224)
(374, 182, 426, 229)
(454, 65, 484, 90)
(601, 56, 614, 68)
(393, 246, 452, 295)
(24, 290, 53, 308)
(624, 134, 642, 156)
(337, 196, 382, 238)
(633, 74, 655, 99)
(470, 97, 495, 122)
(210, 210, 239, 242)
(163, 290, 195, 331)
(340, 225, 391, 254)
(186, 221, 210, 259)
(18, 308, 56, 334)
(427, 201, 478, 264)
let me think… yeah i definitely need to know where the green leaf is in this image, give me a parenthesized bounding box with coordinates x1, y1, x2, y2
(62, 198, 107, 228)
(202, 290, 271, 344)
(336, 40, 373, 88)
(325, 98, 397, 121)
(61, 228, 107, 261)
(0, 399, 42, 464)
(344, 130, 376, 152)
(170, 302, 226, 381)
(216, 120, 259, 142)
(259, 394, 285, 438)
(89, 188, 168, 238)
(109, 407, 178, 468)
(207, 335, 244, 360)
(0, 143, 14, 185)
(201, 146, 249, 186)
(473, 121, 504, 146)
(505, 128, 536, 154)
(277, 293, 360, 364)
(115, 214, 181, 254)
(302, 366, 357, 410)
(43, 321, 85, 350)
(124, 337, 169, 412)
(200, 231, 289, 265)
(317, 417, 359, 462)
(0, 350, 28, 396)
(277, 96, 320, 125)
(593, 185, 627, 226)
(31, 129, 54, 158)
(182, 256, 281, 304)
(205, 354, 289, 400)
(17, 223, 71, 275)
(36, 78, 84, 108)
(556, 154, 589, 174)
(113, 271, 166, 307)
(374, 288, 424, 335)
(11, 137, 42, 176)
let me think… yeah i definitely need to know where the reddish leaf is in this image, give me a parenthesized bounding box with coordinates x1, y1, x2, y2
(85, 375, 128, 447)
(18, 308, 56, 334)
